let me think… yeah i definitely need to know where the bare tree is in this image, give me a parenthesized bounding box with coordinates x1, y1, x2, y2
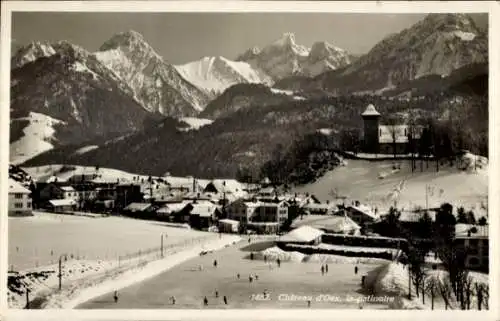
(438, 278, 454, 310)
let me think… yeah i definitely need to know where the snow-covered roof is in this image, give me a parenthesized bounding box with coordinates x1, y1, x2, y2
(157, 201, 190, 214)
(205, 179, 246, 194)
(219, 219, 240, 225)
(8, 179, 31, 194)
(279, 226, 324, 243)
(348, 204, 379, 220)
(190, 202, 218, 217)
(124, 202, 152, 212)
(291, 215, 360, 234)
(242, 201, 262, 208)
(361, 104, 381, 117)
(259, 201, 289, 207)
(48, 199, 76, 207)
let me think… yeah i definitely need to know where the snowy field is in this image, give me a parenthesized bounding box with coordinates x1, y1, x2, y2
(9, 212, 210, 271)
(8, 212, 231, 308)
(10, 112, 65, 165)
(295, 159, 488, 217)
(179, 117, 214, 131)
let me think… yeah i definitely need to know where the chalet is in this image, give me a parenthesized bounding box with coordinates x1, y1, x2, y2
(46, 199, 77, 213)
(39, 183, 79, 202)
(187, 200, 220, 230)
(218, 219, 240, 233)
(73, 184, 98, 202)
(225, 199, 261, 223)
(346, 204, 379, 225)
(252, 201, 289, 224)
(123, 202, 155, 217)
(203, 179, 247, 199)
(156, 201, 191, 221)
(8, 179, 32, 217)
(277, 226, 324, 246)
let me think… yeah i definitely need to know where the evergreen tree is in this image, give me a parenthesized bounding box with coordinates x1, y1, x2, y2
(457, 207, 467, 224)
(466, 211, 476, 225)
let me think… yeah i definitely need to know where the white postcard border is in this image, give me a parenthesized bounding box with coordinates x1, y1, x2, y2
(1, 1, 498, 321)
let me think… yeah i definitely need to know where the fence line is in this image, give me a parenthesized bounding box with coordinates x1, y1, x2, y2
(10, 234, 219, 308)
(11, 234, 215, 273)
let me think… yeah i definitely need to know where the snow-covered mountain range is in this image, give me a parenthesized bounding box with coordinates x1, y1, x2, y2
(174, 56, 272, 99)
(236, 33, 354, 81)
(95, 30, 210, 115)
(10, 41, 152, 164)
(314, 13, 488, 94)
(9, 13, 488, 167)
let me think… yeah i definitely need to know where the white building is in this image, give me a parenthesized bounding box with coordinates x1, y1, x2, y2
(8, 179, 32, 216)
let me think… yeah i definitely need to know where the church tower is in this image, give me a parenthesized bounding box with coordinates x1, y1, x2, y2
(361, 104, 381, 153)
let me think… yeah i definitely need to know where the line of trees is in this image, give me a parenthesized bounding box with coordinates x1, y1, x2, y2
(375, 203, 489, 309)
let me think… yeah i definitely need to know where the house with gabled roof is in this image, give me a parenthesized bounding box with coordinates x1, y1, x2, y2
(8, 179, 32, 216)
(39, 183, 79, 202)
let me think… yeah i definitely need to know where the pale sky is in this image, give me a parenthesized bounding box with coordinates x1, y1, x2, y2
(11, 12, 487, 65)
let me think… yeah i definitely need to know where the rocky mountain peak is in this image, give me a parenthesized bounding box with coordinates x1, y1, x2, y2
(423, 13, 478, 31)
(11, 41, 56, 69)
(309, 41, 345, 61)
(99, 30, 159, 61)
(265, 32, 310, 56)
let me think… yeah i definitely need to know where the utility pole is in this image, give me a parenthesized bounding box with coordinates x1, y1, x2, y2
(425, 185, 429, 211)
(422, 279, 425, 304)
(431, 285, 434, 310)
(408, 264, 412, 300)
(25, 288, 30, 309)
(58, 254, 66, 291)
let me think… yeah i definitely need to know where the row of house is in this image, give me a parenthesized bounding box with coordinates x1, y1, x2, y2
(29, 172, 250, 213)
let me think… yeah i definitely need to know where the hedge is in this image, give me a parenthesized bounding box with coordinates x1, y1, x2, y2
(321, 233, 408, 251)
(278, 243, 395, 260)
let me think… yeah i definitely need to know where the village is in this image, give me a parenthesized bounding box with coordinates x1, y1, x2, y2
(7, 103, 490, 310)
